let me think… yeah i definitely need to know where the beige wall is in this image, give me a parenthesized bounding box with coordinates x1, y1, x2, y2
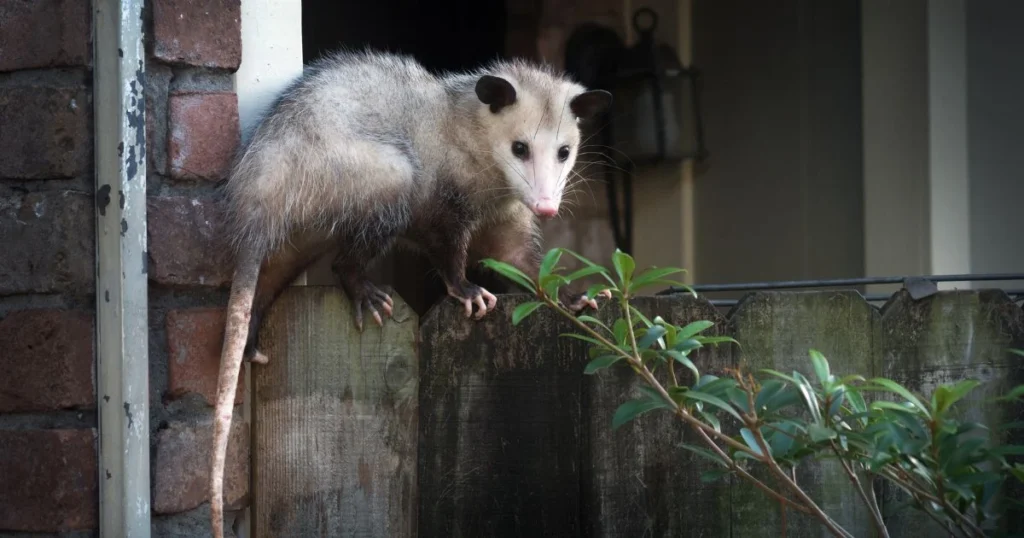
(690, 0, 866, 298)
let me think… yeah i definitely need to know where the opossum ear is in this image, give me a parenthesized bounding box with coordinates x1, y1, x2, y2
(570, 90, 613, 120)
(475, 75, 517, 113)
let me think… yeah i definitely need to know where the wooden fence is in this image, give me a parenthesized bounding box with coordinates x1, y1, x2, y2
(248, 287, 1024, 537)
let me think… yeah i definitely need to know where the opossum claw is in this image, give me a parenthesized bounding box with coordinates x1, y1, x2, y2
(560, 289, 605, 314)
(448, 281, 497, 319)
(341, 277, 394, 331)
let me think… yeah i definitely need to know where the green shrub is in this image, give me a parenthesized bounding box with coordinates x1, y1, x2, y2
(482, 248, 1024, 538)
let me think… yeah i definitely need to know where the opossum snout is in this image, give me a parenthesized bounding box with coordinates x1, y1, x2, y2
(532, 198, 559, 219)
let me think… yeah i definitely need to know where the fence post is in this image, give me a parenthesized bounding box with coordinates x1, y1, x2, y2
(417, 295, 587, 537)
(250, 286, 419, 537)
(729, 290, 881, 537)
(879, 289, 1024, 534)
(580, 295, 734, 537)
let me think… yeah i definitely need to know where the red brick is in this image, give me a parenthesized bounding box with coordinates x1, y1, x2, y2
(0, 191, 95, 295)
(153, 0, 241, 69)
(0, 429, 98, 531)
(0, 310, 95, 413)
(0, 0, 91, 71)
(0, 87, 92, 179)
(148, 196, 234, 287)
(166, 307, 242, 405)
(168, 91, 240, 181)
(153, 418, 249, 514)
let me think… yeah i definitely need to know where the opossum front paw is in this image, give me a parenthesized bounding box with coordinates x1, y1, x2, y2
(447, 280, 498, 320)
(341, 279, 394, 331)
(560, 288, 612, 313)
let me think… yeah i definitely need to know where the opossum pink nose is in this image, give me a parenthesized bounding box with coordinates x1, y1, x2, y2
(533, 199, 559, 219)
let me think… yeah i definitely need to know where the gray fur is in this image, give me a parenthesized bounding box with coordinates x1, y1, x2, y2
(211, 48, 610, 538)
(221, 48, 597, 258)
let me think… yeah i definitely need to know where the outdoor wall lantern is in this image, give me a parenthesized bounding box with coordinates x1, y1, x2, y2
(564, 7, 706, 253)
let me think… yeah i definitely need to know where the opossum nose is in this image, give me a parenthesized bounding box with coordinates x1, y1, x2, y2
(533, 199, 559, 219)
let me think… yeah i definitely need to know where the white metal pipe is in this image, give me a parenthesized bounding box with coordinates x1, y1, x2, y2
(93, 0, 151, 536)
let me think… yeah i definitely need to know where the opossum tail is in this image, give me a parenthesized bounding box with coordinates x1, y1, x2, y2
(210, 247, 262, 538)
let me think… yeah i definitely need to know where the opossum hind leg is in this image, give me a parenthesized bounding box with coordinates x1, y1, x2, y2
(243, 232, 336, 364)
(331, 205, 408, 331)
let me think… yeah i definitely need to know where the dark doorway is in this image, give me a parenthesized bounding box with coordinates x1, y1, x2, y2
(300, 0, 514, 317)
(303, 0, 508, 72)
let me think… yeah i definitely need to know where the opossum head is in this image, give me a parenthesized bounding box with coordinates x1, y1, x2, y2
(474, 68, 611, 220)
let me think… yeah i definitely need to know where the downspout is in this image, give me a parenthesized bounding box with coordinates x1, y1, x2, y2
(93, 0, 151, 536)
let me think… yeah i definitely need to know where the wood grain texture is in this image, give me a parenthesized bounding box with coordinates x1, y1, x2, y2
(251, 287, 418, 538)
(418, 294, 587, 537)
(580, 295, 733, 538)
(879, 289, 1024, 535)
(729, 290, 881, 538)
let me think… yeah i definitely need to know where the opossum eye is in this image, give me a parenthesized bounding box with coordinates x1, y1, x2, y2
(511, 141, 529, 160)
(557, 145, 570, 162)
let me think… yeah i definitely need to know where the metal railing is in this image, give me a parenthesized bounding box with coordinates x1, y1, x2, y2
(658, 273, 1024, 307)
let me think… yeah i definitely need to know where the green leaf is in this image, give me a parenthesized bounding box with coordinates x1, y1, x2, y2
(809, 349, 831, 385)
(512, 301, 544, 325)
(480, 258, 537, 293)
(666, 350, 700, 381)
(726, 387, 751, 414)
(636, 325, 667, 350)
(613, 319, 629, 346)
(612, 398, 669, 430)
(793, 372, 822, 424)
(683, 390, 742, 421)
(762, 385, 803, 415)
(700, 411, 722, 433)
(765, 421, 798, 457)
(1010, 463, 1024, 483)
(700, 468, 733, 483)
(760, 368, 799, 385)
(865, 378, 930, 416)
(540, 274, 569, 298)
(674, 338, 702, 353)
(933, 379, 981, 415)
(678, 320, 715, 340)
(808, 424, 837, 442)
(997, 384, 1024, 402)
(584, 355, 623, 374)
(612, 249, 636, 289)
(538, 248, 563, 279)
(846, 389, 868, 414)
(740, 428, 766, 456)
(755, 380, 786, 411)
(694, 335, 740, 347)
(576, 315, 611, 334)
(565, 264, 609, 284)
(559, 333, 608, 348)
(631, 267, 687, 292)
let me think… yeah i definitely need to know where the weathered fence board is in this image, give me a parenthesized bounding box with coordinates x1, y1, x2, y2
(248, 287, 1024, 537)
(580, 296, 733, 538)
(879, 289, 1024, 535)
(729, 291, 881, 537)
(252, 287, 418, 538)
(418, 295, 587, 537)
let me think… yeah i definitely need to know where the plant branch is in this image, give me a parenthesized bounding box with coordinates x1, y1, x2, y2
(687, 416, 813, 515)
(751, 427, 855, 538)
(830, 441, 889, 538)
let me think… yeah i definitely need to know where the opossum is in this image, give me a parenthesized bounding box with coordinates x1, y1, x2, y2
(209, 49, 611, 537)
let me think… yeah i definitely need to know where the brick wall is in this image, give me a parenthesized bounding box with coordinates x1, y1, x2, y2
(0, 0, 99, 534)
(144, 0, 248, 534)
(0, 0, 246, 535)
